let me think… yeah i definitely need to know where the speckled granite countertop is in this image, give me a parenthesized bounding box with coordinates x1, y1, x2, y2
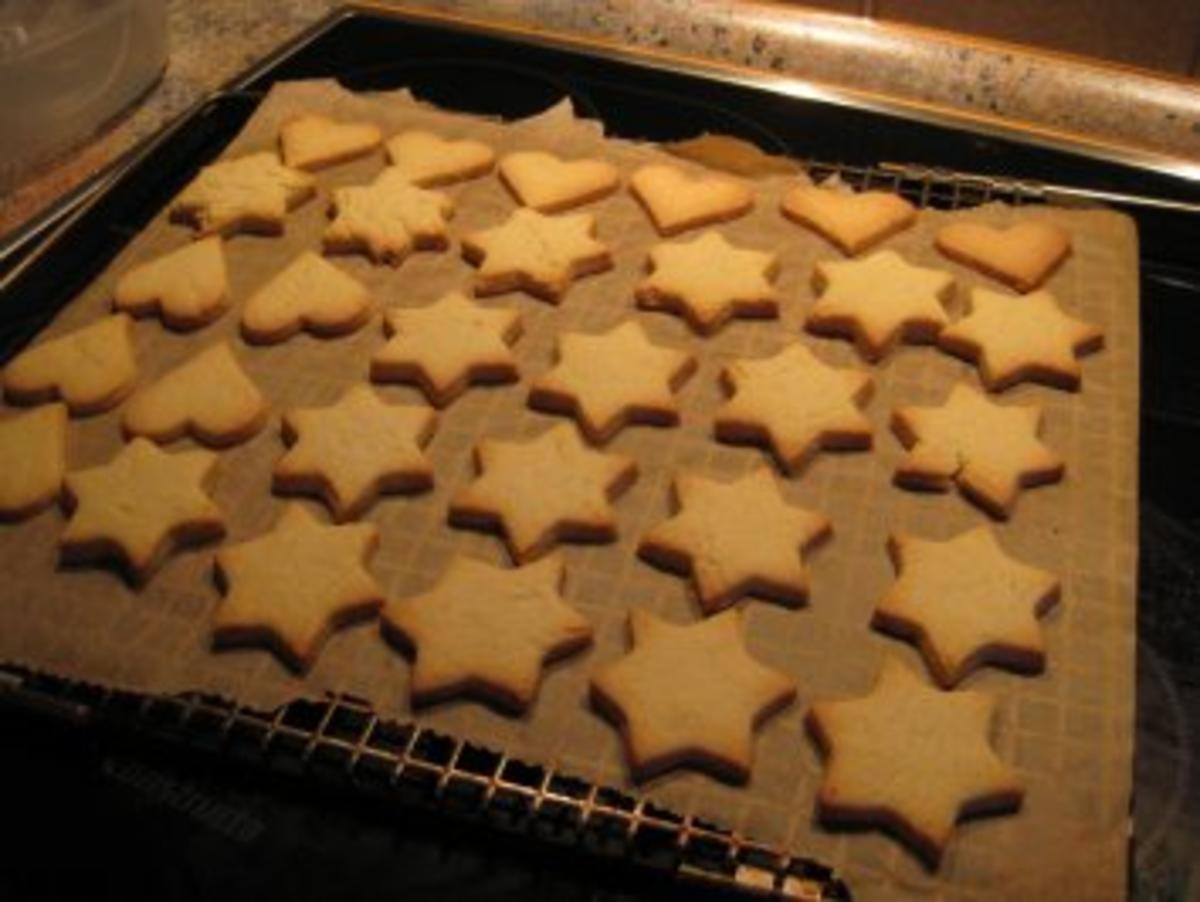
(3, 0, 1200, 239)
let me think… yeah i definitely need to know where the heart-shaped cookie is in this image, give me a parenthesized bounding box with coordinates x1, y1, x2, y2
(279, 114, 382, 171)
(630, 164, 754, 236)
(499, 151, 620, 213)
(386, 130, 496, 187)
(935, 221, 1071, 292)
(113, 236, 229, 330)
(781, 185, 916, 255)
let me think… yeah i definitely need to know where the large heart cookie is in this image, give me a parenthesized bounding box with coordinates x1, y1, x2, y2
(630, 164, 753, 236)
(499, 151, 619, 213)
(113, 236, 229, 331)
(279, 114, 382, 171)
(385, 130, 496, 187)
(935, 221, 1070, 292)
(781, 184, 916, 255)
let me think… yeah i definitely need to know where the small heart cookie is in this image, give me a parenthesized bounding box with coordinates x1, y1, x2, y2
(630, 164, 753, 236)
(935, 221, 1071, 292)
(500, 151, 620, 213)
(279, 114, 382, 171)
(386, 129, 496, 187)
(781, 184, 916, 255)
(113, 236, 229, 330)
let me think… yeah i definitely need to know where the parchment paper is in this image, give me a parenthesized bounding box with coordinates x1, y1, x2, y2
(0, 81, 1138, 901)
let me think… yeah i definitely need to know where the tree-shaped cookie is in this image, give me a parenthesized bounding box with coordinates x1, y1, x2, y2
(449, 422, 637, 562)
(275, 385, 436, 521)
(382, 555, 592, 713)
(781, 182, 917, 255)
(461, 207, 612, 302)
(630, 164, 753, 236)
(874, 527, 1061, 687)
(113, 237, 229, 330)
(122, 343, 268, 447)
(715, 342, 872, 475)
(499, 151, 620, 212)
(171, 152, 316, 237)
(324, 169, 453, 266)
(891, 383, 1063, 519)
(213, 505, 384, 672)
(384, 130, 496, 187)
(528, 320, 696, 443)
(3, 314, 137, 415)
(809, 250, 955, 361)
(938, 287, 1103, 391)
(636, 231, 779, 335)
(807, 656, 1023, 868)
(241, 252, 372, 344)
(935, 220, 1071, 292)
(591, 609, 795, 782)
(0, 404, 67, 521)
(278, 114, 382, 170)
(639, 468, 831, 615)
(61, 438, 224, 583)
(370, 291, 521, 407)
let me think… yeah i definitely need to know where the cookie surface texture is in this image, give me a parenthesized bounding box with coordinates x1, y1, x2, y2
(382, 555, 592, 712)
(385, 129, 496, 187)
(591, 608, 795, 782)
(630, 164, 753, 236)
(499, 151, 620, 213)
(0, 404, 68, 520)
(172, 152, 316, 237)
(242, 251, 372, 344)
(279, 114, 382, 171)
(324, 169, 452, 266)
(781, 183, 917, 255)
(935, 221, 1071, 292)
(113, 236, 229, 330)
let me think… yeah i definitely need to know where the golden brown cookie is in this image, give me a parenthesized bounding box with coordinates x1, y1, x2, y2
(385, 129, 496, 186)
(323, 169, 453, 266)
(113, 237, 229, 331)
(499, 151, 620, 212)
(172, 152, 316, 237)
(935, 221, 1071, 292)
(630, 164, 753, 236)
(278, 113, 382, 170)
(0, 403, 67, 521)
(781, 183, 916, 255)
(241, 251, 373, 344)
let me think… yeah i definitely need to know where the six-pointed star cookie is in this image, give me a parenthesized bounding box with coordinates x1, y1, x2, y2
(715, 342, 873, 475)
(172, 152, 316, 237)
(591, 608, 795, 783)
(449, 422, 637, 562)
(0, 403, 67, 521)
(639, 468, 831, 615)
(806, 656, 1023, 868)
(61, 438, 224, 583)
(324, 169, 453, 266)
(113, 236, 229, 330)
(528, 320, 696, 443)
(461, 207, 613, 302)
(874, 526, 1061, 687)
(275, 385, 436, 521)
(892, 382, 1064, 519)
(809, 250, 955, 361)
(938, 287, 1104, 391)
(636, 231, 779, 335)
(371, 291, 521, 407)
(382, 555, 593, 713)
(213, 504, 384, 672)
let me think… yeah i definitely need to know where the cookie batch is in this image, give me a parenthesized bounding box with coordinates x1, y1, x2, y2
(0, 97, 1110, 872)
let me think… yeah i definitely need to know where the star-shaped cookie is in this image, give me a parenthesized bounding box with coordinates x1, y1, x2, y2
(528, 320, 696, 443)
(385, 129, 496, 187)
(891, 383, 1064, 519)
(499, 151, 620, 212)
(935, 221, 1071, 292)
(809, 250, 955, 361)
(630, 164, 754, 236)
(3, 314, 137, 415)
(806, 656, 1023, 868)
(636, 230, 779, 335)
(172, 152, 316, 237)
(370, 291, 521, 407)
(241, 252, 373, 344)
(324, 169, 453, 266)
(113, 236, 229, 331)
(0, 403, 67, 521)
(461, 207, 613, 302)
(213, 505, 383, 672)
(278, 114, 382, 171)
(874, 527, 1061, 687)
(639, 468, 831, 615)
(449, 422, 637, 562)
(937, 288, 1104, 391)
(781, 183, 917, 255)
(382, 555, 593, 713)
(591, 609, 795, 782)
(715, 342, 873, 475)
(61, 438, 224, 583)
(275, 385, 436, 521)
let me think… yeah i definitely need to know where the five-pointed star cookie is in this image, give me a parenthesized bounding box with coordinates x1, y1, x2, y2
(591, 608, 795, 783)
(382, 555, 593, 712)
(370, 291, 521, 407)
(715, 342, 873, 475)
(639, 468, 831, 615)
(172, 152, 316, 237)
(323, 168, 453, 266)
(385, 129, 496, 187)
(528, 320, 696, 443)
(61, 438, 224, 583)
(781, 182, 917, 255)
(809, 250, 955, 361)
(935, 220, 1071, 292)
(461, 207, 613, 302)
(938, 287, 1104, 391)
(806, 656, 1023, 868)
(213, 504, 384, 672)
(874, 526, 1061, 687)
(449, 422, 637, 562)
(629, 164, 754, 236)
(241, 251, 373, 344)
(891, 382, 1064, 519)
(278, 114, 382, 171)
(3, 314, 137, 416)
(274, 385, 436, 522)
(0, 403, 67, 521)
(499, 151, 620, 213)
(636, 230, 779, 335)
(113, 236, 229, 331)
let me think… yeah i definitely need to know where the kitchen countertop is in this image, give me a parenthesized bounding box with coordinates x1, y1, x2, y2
(2, 0, 1200, 241)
